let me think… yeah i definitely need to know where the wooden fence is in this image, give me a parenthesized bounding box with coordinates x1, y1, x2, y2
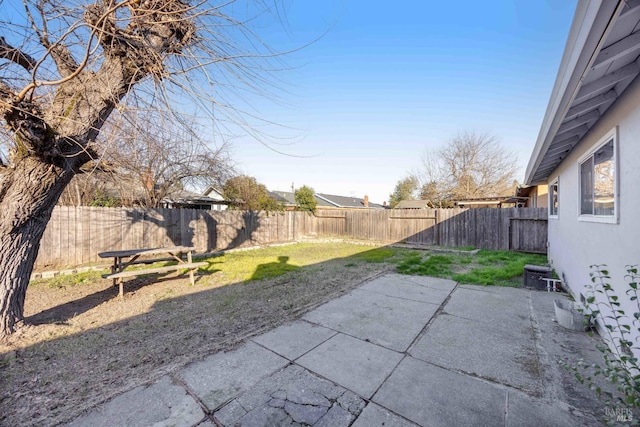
(34, 206, 547, 269)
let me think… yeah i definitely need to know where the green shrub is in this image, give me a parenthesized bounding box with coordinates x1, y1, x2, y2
(564, 265, 640, 424)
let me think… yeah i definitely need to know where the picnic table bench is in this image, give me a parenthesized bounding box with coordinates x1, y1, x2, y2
(98, 246, 207, 297)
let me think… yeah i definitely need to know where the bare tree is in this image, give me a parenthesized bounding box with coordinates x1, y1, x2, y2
(57, 165, 120, 207)
(417, 131, 519, 203)
(103, 110, 234, 207)
(58, 110, 234, 207)
(0, 0, 291, 337)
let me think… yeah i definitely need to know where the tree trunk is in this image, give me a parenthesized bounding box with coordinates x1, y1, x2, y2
(0, 0, 196, 337)
(0, 158, 73, 337)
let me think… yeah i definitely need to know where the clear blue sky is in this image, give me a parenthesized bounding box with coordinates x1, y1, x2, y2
(225, 0, 578, 205)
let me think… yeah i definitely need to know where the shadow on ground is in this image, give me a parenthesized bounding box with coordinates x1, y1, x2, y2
(26, 261, 220, 326)
(1, 235, 611, 427)
(1, 246, 396, 427)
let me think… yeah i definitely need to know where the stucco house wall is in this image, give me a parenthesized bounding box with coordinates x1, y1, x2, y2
(534, 185, 549, 208)
(547, 74, 640, 306)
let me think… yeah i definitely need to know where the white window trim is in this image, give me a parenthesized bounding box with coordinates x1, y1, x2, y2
(577, 127, 619, 224)
(549, 177, 559, 219)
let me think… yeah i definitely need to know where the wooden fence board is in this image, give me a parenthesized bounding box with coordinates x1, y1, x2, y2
(33, 207, 548, 269)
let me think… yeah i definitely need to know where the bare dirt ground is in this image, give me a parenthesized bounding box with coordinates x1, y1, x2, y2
(0, 257, 392, 427)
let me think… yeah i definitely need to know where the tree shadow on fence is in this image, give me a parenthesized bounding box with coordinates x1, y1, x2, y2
(30, 207, 548, 328)
(27, 209, 266, 328)
(122, 208, 263, 252)
(8, 208, 550, 427)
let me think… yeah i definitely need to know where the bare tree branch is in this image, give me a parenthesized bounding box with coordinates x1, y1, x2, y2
(0, 0, 303, 339)
(23, 1, 79, 78)
(417, 131, 519, 202)
(0, 36, 36, 70)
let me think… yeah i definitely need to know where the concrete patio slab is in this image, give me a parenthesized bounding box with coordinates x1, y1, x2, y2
(67, 375, 204, 427)
(373, 356, 507, 427)
(359, 274, 456, 304)
(302, 287, 440, 351)
(443, 285, 532, 330)
(213, 365, 365, 426)
(352, 403, 419, 427)
(409, 312, 542, 395)
(177, 341, 288, 411)
(67, 272, 618, 427)
(296, 333, 404, 398)
(252, 320, 336, 360)
(506, 391, 601, 427)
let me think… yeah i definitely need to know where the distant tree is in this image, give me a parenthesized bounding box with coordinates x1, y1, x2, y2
(88, 189, 119, 208)
(260, 196, 285, 212)
(57, 166, 120, 207)
(389, 176, 419, 208)
(418, 131, 518, 203)
(58, 111, 234, 207)
(223, 176, 282, 211)
(295, 185, 317, 212)
(99, 111, 233, 208)
(418, 181, 454, 208)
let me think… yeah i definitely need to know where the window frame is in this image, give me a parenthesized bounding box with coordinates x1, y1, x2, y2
(548, 178, 559, 218)
(577, 127, 618, 224)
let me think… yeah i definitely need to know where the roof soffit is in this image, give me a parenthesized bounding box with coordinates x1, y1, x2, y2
(525, 0, 635, 185)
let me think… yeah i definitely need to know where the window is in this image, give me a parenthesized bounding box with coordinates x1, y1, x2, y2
(579, 129, 617, 221)
(549, 179, 558, 217)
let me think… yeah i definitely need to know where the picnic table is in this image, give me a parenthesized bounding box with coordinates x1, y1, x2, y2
(98, 246, 207, 297)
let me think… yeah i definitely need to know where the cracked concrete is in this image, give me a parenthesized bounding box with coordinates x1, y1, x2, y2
(212, 365, 365, 426)
(67, 273, 616, 426)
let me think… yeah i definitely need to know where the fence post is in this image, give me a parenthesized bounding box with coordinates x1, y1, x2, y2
(435, 209, 440, 246)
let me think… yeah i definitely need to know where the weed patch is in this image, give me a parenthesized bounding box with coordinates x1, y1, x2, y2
(397, 255, 454, 276)
(394, 249, 547, 287)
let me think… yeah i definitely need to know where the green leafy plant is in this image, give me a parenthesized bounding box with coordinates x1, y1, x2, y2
(89, 189, 119, 207)
(294, 185, 317, 213)
(565, 265, 640, 423)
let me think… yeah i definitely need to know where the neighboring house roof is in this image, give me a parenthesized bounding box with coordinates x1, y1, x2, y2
(515, 185, 536, 198)
(395, 200, 432, 209)
(453, 197, 503, 207)
(268, 191, 297, 206)
(313, 196, 334, 208)
(452, 196, 527, 208)
(162, 189, 232, 208)
(268, 190, 385, 209)
(526, 0, 640, 185)
(315, 193, 384, 209)
(203, 186, 226, 201)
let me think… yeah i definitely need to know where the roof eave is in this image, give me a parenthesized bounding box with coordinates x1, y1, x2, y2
(525, 0, 622, 185)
